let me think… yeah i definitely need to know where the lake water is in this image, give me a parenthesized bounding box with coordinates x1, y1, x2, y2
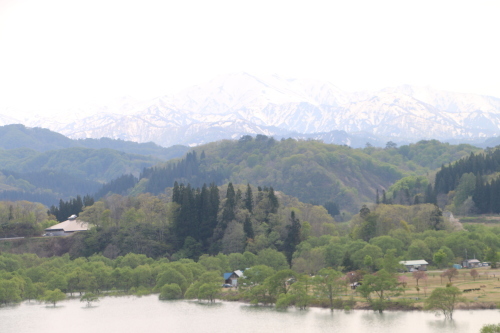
(0, 295, 498, 333)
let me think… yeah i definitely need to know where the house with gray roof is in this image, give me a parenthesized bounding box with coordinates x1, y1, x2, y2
(462, 259, 481, 269)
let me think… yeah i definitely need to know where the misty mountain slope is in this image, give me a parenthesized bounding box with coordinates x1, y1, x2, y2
(0, 124, 189, 160)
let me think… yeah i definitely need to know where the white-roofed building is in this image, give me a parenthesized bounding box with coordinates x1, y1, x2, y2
(399, 260, 428, 272)
(44, 214, 90, 236)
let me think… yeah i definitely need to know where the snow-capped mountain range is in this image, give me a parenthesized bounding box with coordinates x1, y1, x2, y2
(3, 73, 500, 148)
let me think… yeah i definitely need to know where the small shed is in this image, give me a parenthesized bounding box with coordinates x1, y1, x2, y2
(462, 259, 481, 269)
(44, 215, 89, 236)
(399, 260, 428, 272)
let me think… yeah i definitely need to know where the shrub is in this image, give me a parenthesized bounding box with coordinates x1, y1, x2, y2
(159, 284, 182, 300)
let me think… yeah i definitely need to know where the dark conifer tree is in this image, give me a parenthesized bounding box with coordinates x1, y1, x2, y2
(359, 205, 370, 219)
(236, 188, 242, 207)
(268, 187, 279, 214)
(473, 174, 486, 213)
(173, 184, 197, 248)
(243, 215, 254, 240)
(256, 186, 264, 204)
(284, 211, 301, 266)
(83, 195, 94, 207)
(424, 184, 437, 205)
(413, 194, 420, 205)
(221, 182, 236, 226)
(405, 188, 411, 205)
(244, 183, 253, 213)
(324, 201, 340, 217)
(172, 181, 181, 204)
(430, 206, 444, 230)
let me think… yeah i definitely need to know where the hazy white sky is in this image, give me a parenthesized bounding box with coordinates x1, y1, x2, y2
(0, 0, 499, 116)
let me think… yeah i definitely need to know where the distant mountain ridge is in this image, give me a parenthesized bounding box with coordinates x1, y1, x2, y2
(0, 124, 189, 159)
(2, 73, 500, 147)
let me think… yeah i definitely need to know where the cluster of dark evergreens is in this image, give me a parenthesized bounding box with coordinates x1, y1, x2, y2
(376, 184, 437, 206)
(435, 150, 500, 194)
(170, 182, 220, 253)
(473, 177, 500, 214)
(48, 195, 95, 222)
(431, 149, 500, 214)
(60, 182, 287, 261)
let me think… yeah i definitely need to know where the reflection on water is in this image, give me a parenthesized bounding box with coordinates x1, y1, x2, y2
(360, 310, 407, 329)
(427, 317, 460, 331)
(0, 295, 498, 333)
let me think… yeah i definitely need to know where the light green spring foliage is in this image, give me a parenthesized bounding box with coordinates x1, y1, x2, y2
(357, 269, 402, 313)
(481, 324, 500, 333)
(80, 292, 99, 307)
(159, 284, 182, 300)
(313, 268, 344, 309)
(0, 201, 55, 238)
(424, 286, 465, 320)
(42, 289, 66, 307)
(184, 271, 223, 302)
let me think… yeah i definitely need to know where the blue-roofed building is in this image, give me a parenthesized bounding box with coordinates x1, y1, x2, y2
(223, 270, 244, 286)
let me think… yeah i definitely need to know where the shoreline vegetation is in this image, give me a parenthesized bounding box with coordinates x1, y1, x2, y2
(1, 251, 499, 315)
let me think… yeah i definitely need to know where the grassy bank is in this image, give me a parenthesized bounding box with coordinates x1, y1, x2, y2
(220, 267, 500, 311)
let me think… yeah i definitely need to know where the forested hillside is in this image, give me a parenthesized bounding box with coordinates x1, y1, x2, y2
(0, 127, 480, 212)
(133, 137, 480, 213)
(2, 147, 159, 182)
(0, 147, 161, 206)
(363, 139, 480, 171)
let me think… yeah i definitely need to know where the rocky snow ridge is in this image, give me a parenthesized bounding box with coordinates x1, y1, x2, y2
(5, 73, 500, 147)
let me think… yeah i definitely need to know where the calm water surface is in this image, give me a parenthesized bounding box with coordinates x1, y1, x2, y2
(1, 295, 498, 333)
